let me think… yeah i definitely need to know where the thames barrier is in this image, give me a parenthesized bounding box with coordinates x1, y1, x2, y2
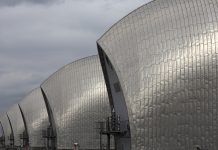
(1, 0, 218, 150)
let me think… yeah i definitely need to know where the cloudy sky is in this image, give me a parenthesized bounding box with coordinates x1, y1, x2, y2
(0, 0, 150, 113)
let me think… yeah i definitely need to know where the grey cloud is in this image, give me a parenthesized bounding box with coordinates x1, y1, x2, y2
(0, 0, 59, 7)
(0, 69, 46, 112)
(0, 0, 150, 112)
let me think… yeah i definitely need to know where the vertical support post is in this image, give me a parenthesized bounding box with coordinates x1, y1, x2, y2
(107, 117, 110, 150)
(100, 131, 102, 150)
(107, 134, 110, 150)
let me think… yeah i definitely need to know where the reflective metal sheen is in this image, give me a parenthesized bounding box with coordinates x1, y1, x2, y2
(41, 55, 111, 149)
(19, 88, 50, 148)
(0, 122, 3, 138)
(7, 104, 25, 147)
(0, 114, 12, 146)
(98, 0, 218, 149)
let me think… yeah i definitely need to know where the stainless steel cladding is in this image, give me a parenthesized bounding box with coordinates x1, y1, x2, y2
(97, 0, 218, 150)
(0, 122, 3, 137)
(0, 114, 12, 146)
(0, 122, 4, 146)
(7, 104, 25, 147)
(41, 56, 111, 149)
(19, 88, 50, 148)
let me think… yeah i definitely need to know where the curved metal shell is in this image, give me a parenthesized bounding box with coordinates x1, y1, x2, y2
(41, 55, 111, 149)
(0, 122, 3, 137)
(7, 104, 25, 147)
(0, 121, 4, 146)
(19, 88, 50, 148)
(97, 0, 218, 149)
(0, 114, 12, 146)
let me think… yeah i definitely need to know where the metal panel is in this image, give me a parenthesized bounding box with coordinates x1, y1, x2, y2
(41, 55, 111, 149)
(97, 0, 218, 149)
(0, 122, 3, 138)
(0, 121, 4, 147)
(0, 114, 12, 146)
(7, 104, 25, 147)
(19, 88, 50, 148)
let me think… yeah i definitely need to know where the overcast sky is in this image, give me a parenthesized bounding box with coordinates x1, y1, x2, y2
(0, 0, 151, 113)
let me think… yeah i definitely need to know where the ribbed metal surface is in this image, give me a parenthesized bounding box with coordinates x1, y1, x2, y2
(19, 88, 49, 148)
(7, 104, 25, 147)
(41, 55, 111, 149)
(98, 0, 218, 149)
(0, 114, 11, 146)
(0, 122, 3, 138)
